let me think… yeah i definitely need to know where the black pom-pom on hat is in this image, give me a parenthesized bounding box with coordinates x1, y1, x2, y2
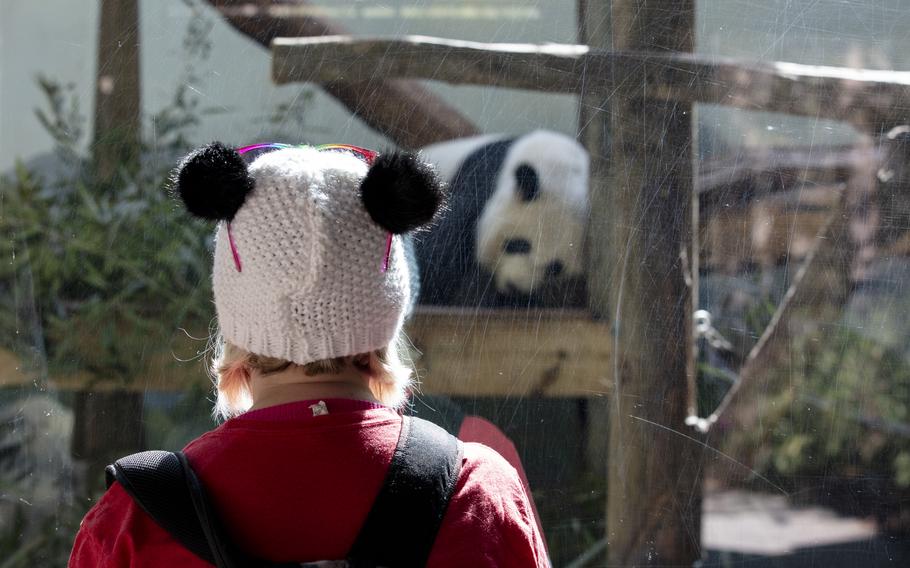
(360, 151, 446, 234)
(174, 142, 254, 221)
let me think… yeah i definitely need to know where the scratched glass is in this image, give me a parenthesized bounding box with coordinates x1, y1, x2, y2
(2, 1, 910, 566)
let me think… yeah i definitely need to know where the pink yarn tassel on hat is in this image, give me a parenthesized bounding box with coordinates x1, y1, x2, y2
(227, 222, 242, 272)
(381, 233, 393, 273)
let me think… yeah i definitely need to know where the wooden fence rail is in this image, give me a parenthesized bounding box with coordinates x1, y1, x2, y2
(273, 35, 910, 131)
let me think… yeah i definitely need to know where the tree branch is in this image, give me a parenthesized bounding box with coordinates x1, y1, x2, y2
(204, 1, 480, 148)
(702, 202, 843, 430)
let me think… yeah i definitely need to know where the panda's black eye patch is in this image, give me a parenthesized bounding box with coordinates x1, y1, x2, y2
(503, 238, 532, 254)
(545, 261, 564, 277)
(514, 164, 540, 202)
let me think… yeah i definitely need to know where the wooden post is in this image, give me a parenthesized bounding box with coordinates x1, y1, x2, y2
(93, 0, 141, 182)
(578, 1, 612, 320)
(604, 1, 703, 565)
(72, 390, 145, 495)
(576, 2, 613, 516)
(72, 0, 146, 496)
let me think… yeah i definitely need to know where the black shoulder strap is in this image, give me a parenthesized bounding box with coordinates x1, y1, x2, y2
(107, 451, 288, 568)
(106, 451, 222, 565)
(347, 416, 463, 567)
(106, 416, 462, 568)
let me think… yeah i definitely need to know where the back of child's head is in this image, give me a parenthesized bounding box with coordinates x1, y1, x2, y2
(211, 341, 413, 419)
(173, 143, 444, 417)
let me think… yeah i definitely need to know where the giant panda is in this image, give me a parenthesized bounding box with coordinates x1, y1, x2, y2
(414, 130, 589, 308)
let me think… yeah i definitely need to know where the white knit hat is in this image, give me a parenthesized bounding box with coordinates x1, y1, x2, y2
(173, 142, 444, 365)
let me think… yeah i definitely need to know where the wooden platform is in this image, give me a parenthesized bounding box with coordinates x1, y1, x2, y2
(406, 308, 612, 397)
(0, 309, 613, 397)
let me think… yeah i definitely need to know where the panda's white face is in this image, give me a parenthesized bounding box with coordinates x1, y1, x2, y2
(476, 132, 589, 295)
(478, 196, 586, 294)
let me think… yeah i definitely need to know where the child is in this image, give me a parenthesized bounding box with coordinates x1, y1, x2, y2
(69, 142, 549, 567)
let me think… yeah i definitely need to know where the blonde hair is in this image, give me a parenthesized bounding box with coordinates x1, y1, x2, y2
(210, 336, 413, 420)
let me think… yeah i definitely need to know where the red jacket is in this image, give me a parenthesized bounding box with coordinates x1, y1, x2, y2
(69, 402, 549, 567)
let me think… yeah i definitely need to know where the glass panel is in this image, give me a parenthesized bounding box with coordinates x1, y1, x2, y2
(3, 1, 910, 566)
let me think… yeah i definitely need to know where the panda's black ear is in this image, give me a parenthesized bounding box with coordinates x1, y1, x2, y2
(515, 164, 540, 202)
(360, 151, 445, 234)
(174, 142, 254, 221)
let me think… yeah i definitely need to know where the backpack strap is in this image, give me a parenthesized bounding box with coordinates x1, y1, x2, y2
(106, 451, 221, 565)
(106, 415, 462, 568)
(106, 451, 291, 568)
(347, 416, 464, 568)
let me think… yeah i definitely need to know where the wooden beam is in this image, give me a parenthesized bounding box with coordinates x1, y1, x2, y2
(0, 310, 612, 398)
(273, 35, 587, 92)
(0, 348, 209, 392)
(703, 186, 841, 272)
(406, 309, 611, 398)
(0, 349, 29, 387)
(206, 1, 480, 148)
(273, 35, 910, 131)
(604, 2, 701, 565)
(697, 145, 878, 196)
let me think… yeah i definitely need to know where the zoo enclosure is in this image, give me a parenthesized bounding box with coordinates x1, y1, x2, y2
(269, 9, 910, 566)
